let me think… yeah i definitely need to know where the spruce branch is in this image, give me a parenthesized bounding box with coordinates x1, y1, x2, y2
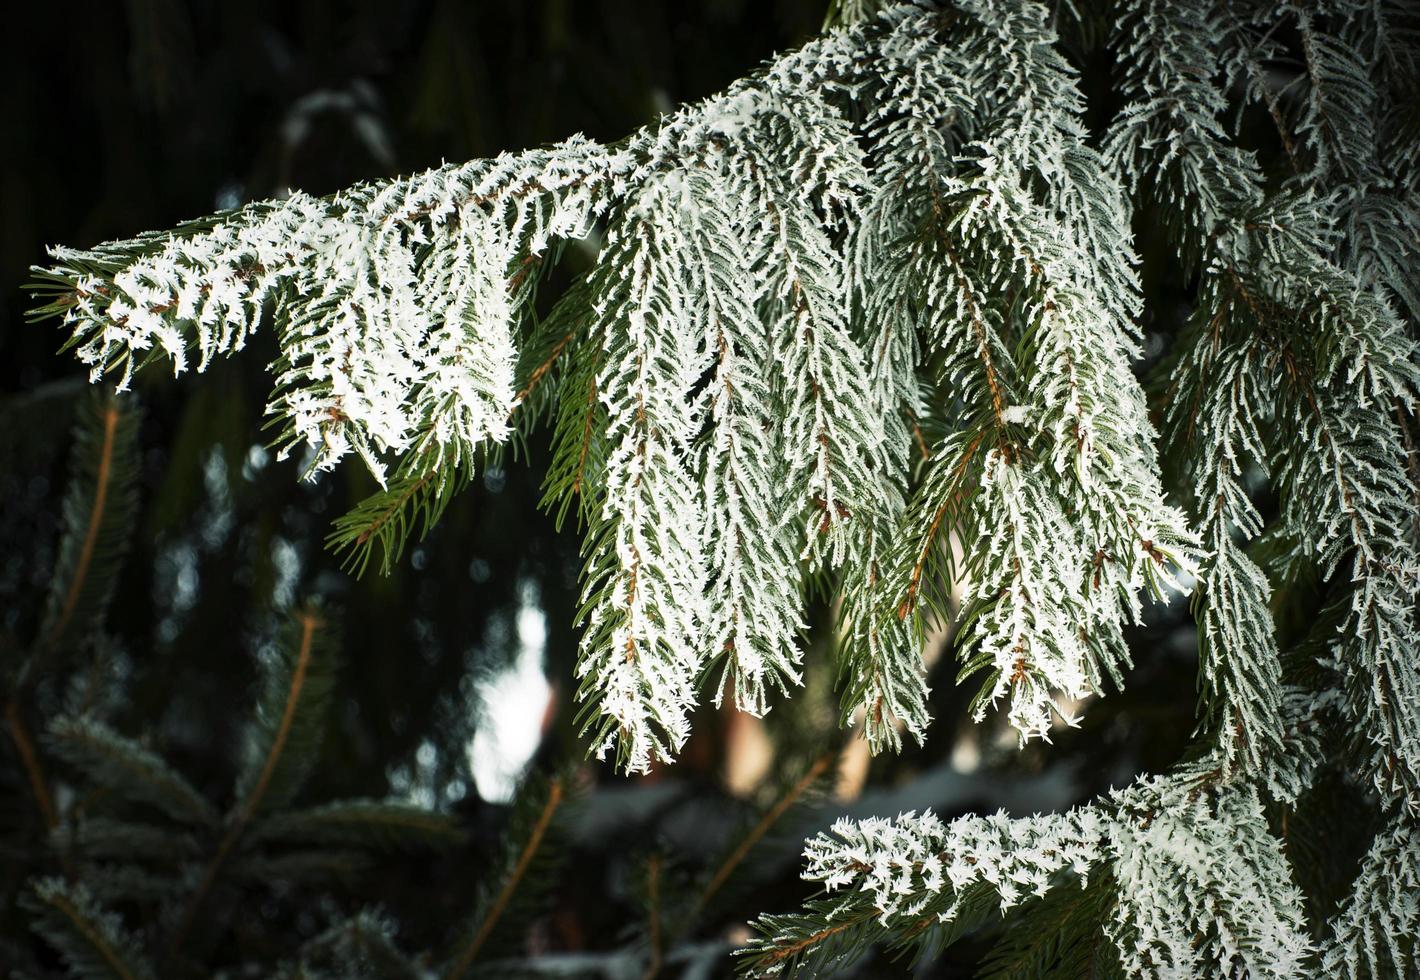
(250, 799, 468, 852)
(27, 0, 1217, 771)
(46, 717, 218, 828)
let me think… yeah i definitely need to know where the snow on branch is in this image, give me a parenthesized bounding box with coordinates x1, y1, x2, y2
(745, 774, 1311, 978)
(1321, 812, 1420, 978)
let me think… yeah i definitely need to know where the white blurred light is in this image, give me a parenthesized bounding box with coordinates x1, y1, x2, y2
(950, 731, 981, 774)
(467, 583, 551, 803)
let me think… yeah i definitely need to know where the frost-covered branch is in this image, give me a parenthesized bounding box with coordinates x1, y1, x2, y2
(744, 775, 1311, 978)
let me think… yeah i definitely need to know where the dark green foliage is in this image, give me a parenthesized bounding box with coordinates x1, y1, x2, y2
(46, 718, 218, 827)
(22, 879, 157, 980)
(252, 799, 468, 851)
(326, 466, 473, 577)
(976, 872, 1124, 980)
(21, 596, 481, 975)
(226, 847, 373, 885)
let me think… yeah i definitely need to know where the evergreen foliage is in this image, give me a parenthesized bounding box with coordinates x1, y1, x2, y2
(14, 0, 1420, 976)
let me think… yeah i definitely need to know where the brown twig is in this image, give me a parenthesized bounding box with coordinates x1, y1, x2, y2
(513, 330, 576, 412)
(5, 698, 57, 830)
(354, 473, 434, 549)
(446, 777, 565, 978)
(173, 610, 322, 954)
(572, 377, 598, 499)
(44, 397, 120, 653)
(698, 752, 835, 911)
(760, 914, 872, 966)
(900, 428, 986, 619)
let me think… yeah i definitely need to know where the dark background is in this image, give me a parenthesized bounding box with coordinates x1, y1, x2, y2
(0, 2, 1198, 974)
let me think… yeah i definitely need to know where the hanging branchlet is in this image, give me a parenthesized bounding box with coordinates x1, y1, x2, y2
(856, 0, 1196, 744)
(1113, 0, 1420, 809)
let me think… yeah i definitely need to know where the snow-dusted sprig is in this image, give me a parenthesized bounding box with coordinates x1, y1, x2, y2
(1258, 684, 1339, 806)
(753, 116, 883, 574)
(1106, 777, 1312, 979)
(692, 160, 806, 717)
(1276, 1, 1383, 187)
(1162, 326, 1285, 767)
(1216, 203, 1420, 805)
(833, 6, 998, 751)
(834, 516, 930, 754)
(40, 141, 623, 486)
(1103, 0, 1264, 272)
(744, 771, 1311, 978)
(953, 452, 1100, 737)
(1112, 0, 1420, 801)
(741, 90, 928, 743)
(802, 807, 1104, 923)
(957, 161, 1197, 731)
(1319, 812, 1420, 978)
(741, 805, 1104, 976)
(683, 94, 862, 716)
(571, 52, 892, 755)
(1277, 389, 1420, 806)
(572, 174, 710, 775)
(1341, 194, 1420, 326)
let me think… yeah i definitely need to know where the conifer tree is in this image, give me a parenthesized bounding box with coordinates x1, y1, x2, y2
(18, 0, 1420, 976)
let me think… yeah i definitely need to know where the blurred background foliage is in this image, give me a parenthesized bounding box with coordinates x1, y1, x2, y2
(0, 1, 1200, 975)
